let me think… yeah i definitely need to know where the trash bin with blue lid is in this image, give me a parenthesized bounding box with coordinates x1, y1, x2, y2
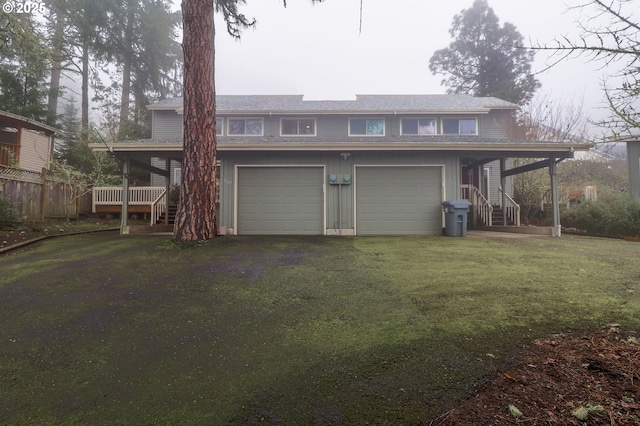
(441, 200, 471, 237)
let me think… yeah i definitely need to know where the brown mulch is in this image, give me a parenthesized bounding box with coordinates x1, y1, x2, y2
(0, 219, 121, 253)
(1, 228, 57, 249)
(433, 326, 640, 425)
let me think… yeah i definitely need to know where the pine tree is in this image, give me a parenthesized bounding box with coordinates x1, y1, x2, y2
(429, 0, 539, 105)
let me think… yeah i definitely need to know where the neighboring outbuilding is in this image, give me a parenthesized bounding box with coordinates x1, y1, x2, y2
(0, 110, 56, 173)
(91, 94, 592, 236)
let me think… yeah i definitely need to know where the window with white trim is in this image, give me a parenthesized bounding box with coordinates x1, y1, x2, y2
(442, 118, 477, 135)
(215, 118, 223, 135)
(281, 118, 316, 136)
(349, 118, 384, 136)
(401, 118, 436, 135)
(228, 118, 263, 135)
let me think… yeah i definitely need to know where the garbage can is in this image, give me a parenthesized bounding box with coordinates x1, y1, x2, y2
(441, 200, 471, 237)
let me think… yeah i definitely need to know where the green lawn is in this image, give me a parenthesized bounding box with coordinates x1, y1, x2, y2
(1, 233, 638, 424)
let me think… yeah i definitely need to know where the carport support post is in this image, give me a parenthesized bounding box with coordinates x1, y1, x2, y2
(549, 157, 561, 237)
(500, 158, 507, 226)
(165, 158, 171, 225)
(627, 140, 640, 199)
(120, 155, 130, 235)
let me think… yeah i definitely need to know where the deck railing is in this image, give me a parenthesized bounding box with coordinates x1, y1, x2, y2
(470, 186, 493, 227)
(150, 190, 168, 226)
(498, 186, 521, 226)
(92, 187, 167, 225)
(459, 184, 472, 201)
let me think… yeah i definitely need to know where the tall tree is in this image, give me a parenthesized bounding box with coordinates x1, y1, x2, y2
(62, 0, 116, 136)
(535, 0, 639, 137)
(0, 13, 50, 120)
(429, 0, 539, 105)
(175, 0, 322, 243)
(107, 0, 182, 139)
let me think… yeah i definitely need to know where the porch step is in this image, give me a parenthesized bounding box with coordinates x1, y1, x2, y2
(156, 204, 177, 225)
(491, 206, 516, 226)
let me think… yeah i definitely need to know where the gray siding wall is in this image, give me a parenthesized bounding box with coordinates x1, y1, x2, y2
(218, 151, 458, 233)
(480, 110, 512, 139)
(152, 108, 514, 140)
(153, 110, 182, 139)
(485, 159, 514, 205)
(150, 158, 181, 187)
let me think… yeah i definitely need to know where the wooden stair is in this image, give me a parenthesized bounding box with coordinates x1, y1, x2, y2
(491, 206, 517, 226)
(156, 204, 177, 225)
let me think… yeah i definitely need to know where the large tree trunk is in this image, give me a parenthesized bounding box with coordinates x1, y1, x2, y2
(46, 2, 65, 127)
(81, 40, 89, 137)
(118, 55, 132, 139)
(118, 3, 134, 140)
(173, 0, 217, 242)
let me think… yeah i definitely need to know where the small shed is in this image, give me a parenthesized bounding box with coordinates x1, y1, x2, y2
(0, 111, 56, 172)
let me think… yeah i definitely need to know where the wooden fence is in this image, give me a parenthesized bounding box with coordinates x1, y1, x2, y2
(0, 165, 91, 221)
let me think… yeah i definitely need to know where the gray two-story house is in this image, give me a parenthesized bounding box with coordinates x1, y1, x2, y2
(94, 94, 590, 236)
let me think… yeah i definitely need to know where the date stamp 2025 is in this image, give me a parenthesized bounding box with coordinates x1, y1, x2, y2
(2, 1, 46, 14)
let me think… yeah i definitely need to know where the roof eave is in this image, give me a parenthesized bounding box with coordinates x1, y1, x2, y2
(91, 141, 591, 153)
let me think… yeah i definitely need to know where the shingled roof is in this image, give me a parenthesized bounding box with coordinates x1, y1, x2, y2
(148, 94, 517, 114)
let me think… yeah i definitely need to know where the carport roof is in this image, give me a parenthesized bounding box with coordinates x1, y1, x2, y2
(91, 135, 591, 157)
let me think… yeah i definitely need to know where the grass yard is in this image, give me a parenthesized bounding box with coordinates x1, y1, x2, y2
(0, 233, 639, 424)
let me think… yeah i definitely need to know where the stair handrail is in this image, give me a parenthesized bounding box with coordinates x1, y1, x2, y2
(150, 189, 167, 226)
(470, 186, 493, 227)
(498, 186, 521, 226)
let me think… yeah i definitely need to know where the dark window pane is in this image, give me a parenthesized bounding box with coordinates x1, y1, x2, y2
(459, 119, 476, 134)
(367, 119, 384, 135)
(215, 118, 223, 135)
(228, 119, 245, 135)
(350, 119, 366, 135)
(282, 119, 298, 135)
(442, 119, 459, 134)
(402, 119, 418, 134)
(245, 119, 262, 135)
(299, 119, 315, 135)
(418, 119, 436, 135)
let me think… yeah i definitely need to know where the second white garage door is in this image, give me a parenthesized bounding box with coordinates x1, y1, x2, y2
(355, 166, 443, 235)
(236, 167, 324, 235)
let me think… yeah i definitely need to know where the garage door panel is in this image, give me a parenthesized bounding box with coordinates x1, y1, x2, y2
(237, 167, 323, 235)
(356, 166, 442, 235)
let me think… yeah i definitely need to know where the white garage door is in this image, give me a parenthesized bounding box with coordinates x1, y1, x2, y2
(237, 167, 324, 235)
(356, 166, 443, 235)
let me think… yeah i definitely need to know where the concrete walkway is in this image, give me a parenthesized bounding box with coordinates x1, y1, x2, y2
(467, 230, 551, 238)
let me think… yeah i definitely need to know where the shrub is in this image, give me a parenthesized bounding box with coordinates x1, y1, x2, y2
(0, 194, 20, 229)
(562, 192, 640, 236)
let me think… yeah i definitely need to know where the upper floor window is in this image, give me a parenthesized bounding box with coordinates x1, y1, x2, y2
(442, 118, 477, 135)
(215, 118, 223, 135)
(281, 118, 316, 136)
(349, 118, 384, 136)
(401, 118, 436, 135)
(228, 118, 263, 135)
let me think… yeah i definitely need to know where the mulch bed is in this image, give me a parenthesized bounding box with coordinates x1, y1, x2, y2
(433, 325, 640, 425)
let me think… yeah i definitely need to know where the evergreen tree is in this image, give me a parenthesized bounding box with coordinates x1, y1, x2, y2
(107, 0, 182, 139)
(0, 13, 50, 120)
(429, 0, 539, 105)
